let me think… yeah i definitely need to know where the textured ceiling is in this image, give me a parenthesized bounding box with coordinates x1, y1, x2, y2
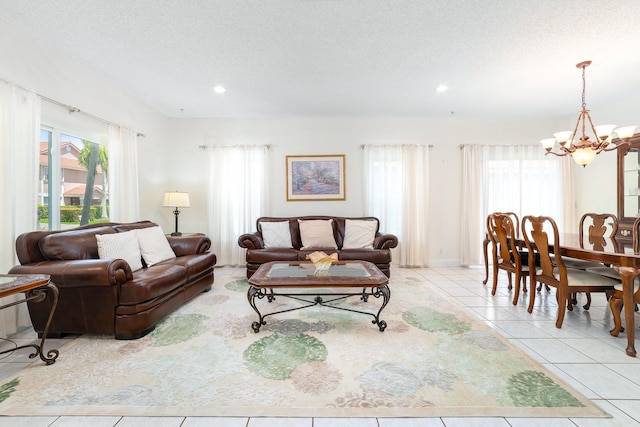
(2, 0, 640, 118)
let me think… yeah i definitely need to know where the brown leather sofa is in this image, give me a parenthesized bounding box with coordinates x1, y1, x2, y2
(9, 221, 216, 339)
(238, 216, 398, 278)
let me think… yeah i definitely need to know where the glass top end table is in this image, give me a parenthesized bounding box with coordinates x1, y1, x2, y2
(0, 274, 59, 365)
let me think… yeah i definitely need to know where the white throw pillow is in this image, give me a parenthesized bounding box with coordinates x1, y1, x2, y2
(96, 230, 143, 271)
(298, 219, 338, 249)
(342, 219, 377, 249)
(261, 221, 293, 248)
(136, 226, 176, 267)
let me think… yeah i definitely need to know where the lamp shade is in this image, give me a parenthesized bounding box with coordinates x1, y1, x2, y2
(594, 124, 617, 142)
(163, 192, 190, 208)
(553, 131, 573, 145)
(615, 125, 637, 141)
(540, 138, 557, 150)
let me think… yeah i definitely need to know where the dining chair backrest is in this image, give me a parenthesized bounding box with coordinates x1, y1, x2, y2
(487, 212, 520, 252)
(578, 213, 618, 252)
(495, 211, 520, 238)
(487, 213, 521, 270)
(522, 215, 566, 286)
(633, 217, 640, 253)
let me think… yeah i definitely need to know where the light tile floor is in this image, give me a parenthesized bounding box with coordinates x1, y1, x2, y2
(1, 266, 639, 426)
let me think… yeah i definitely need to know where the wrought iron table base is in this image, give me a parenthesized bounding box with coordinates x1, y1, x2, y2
(0, 284, 60, 365)
(247, 285, 390, 333)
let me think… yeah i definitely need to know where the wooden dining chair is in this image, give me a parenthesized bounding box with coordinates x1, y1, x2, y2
(484, 211, 533, 287)
(608, 216, 640, 336)
(487, 213, 529, 305)
(564, 213, 619, 309)
(485, 212, 516, 287)
(564, 213, 618, 269)
(521, 215, 619, 327)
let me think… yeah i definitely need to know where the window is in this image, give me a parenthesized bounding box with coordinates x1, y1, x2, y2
(363, 144, 430, 267)
(38, 128, 109, 230)
(484, 145, 566, 230)
(460, 144, 573, 266)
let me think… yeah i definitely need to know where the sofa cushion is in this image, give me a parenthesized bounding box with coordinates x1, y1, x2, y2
(260, 221, 293, 248)
(39, 226, 116, 260)
(247, 248, 299, 263)
(342, 219, 377, 249)
(160, 252, 217, 282)
(119, 264, 187, 304)
(339, 248, 391, 263)
(136, 226, 176, 266)
(96, 230, 143, 271)
(298, 219, 337, 249)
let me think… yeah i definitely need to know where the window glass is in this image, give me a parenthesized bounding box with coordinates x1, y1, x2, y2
(484, 146, 565, 232)
(38, 129, 109, 230)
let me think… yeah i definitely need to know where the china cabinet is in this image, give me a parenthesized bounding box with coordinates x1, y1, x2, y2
(617, 134, 640, 239)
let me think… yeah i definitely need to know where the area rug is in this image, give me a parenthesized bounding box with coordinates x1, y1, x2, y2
(0, 273, 608, 418)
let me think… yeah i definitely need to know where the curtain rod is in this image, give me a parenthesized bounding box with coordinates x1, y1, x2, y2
(458, 144, 540, 149)
(199, 144, 271, 150)
(41, 95, 145, 138)
(360, 144, 433, 148)
(2, 76, 145, 137)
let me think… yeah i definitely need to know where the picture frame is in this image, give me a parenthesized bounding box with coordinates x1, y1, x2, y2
(286, 154, 346, 201)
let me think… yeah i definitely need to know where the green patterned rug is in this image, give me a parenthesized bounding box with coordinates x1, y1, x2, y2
(0, 273, 607, 418)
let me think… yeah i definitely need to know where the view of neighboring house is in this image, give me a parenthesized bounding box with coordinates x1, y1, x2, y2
(38, 141, 105, 207)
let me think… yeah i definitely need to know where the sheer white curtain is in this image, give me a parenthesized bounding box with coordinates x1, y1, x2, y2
(460, 145, 486, 268)
(363, 144, 429, 267)
(0, 82, 40, 337)
(460, 144, 574, 265)
(108, 124, 140, 222)
(208, 145, 269, 266)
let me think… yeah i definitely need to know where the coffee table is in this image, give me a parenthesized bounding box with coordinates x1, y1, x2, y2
(247, 261, 390, 333)
(0, 274, 59, 365)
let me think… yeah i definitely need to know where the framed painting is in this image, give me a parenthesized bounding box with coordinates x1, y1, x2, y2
(286, 154, 346, 201)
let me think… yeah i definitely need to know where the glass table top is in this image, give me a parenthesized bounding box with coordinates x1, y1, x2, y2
(266, 262, 371, 278)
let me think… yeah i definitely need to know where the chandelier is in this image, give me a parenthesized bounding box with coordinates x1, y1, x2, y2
(540, 60, 636, 166)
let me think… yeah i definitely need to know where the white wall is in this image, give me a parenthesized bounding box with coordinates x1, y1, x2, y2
(4, 20, 639, 266)
(166, 116, 567, 266)
(0, 22, 170, 228)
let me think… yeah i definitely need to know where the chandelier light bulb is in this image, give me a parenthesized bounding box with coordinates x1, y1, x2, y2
(572, 147, 598, 166)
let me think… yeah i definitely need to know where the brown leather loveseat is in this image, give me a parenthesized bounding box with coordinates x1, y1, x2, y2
(238, 216, 398, 278)
(9, 220, 216, 339)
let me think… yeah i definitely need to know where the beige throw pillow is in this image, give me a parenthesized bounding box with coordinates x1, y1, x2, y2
(96, 230, 143, 271)
(136, 226, 176, 266)
(342, 219, 377, 249)
(298, 219, 338, 249)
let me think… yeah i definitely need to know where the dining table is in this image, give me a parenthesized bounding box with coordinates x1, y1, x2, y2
(515, 232, 639, 357)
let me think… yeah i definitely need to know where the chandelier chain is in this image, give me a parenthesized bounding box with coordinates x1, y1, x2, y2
(581, 65, 587, 111)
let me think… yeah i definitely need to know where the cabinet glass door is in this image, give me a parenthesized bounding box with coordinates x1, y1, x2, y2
(623, 148, 640, 218)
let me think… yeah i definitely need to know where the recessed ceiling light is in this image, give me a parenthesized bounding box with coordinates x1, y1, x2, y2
(212, 85, 226, 94)
(436, 84, 448, 93)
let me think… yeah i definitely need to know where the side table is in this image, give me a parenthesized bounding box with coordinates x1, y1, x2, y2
(0, 274, 59, 365)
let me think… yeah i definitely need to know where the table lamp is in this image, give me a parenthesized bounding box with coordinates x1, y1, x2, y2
(163, 191, 190, 236)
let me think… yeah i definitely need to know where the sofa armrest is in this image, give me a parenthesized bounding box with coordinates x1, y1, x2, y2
(238, 232, 264, 250)
(8, 258, 132, 287)
(167, 234, 211, 256)
(374, 233, 399, 250)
